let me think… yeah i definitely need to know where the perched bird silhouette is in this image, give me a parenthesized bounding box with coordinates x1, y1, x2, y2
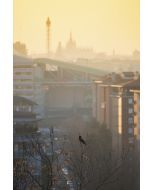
(79, 135, 86, 145)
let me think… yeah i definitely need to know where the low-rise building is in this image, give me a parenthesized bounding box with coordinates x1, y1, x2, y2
(14, 95, 38, 125)
(13, 96, 42, 189)
(13, 95, 39, 157)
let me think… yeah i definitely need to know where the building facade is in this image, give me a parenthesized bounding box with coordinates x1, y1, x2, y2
(13, 96, 42, 190)
(92, 79, 140, 153)
(14, 54, 46, 118)
(13, 55, 34, 100)
(92, 78, 140, 189)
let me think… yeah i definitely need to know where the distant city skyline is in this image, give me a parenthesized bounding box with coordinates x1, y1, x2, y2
(14, 0, 139, 55)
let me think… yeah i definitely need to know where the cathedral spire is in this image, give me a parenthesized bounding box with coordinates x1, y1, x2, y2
(66, 31, 76, 50)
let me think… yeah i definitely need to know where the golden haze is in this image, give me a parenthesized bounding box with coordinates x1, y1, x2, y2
(14, 0, 139, 55)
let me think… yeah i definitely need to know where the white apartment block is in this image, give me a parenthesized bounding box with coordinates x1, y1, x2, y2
(14, 55, 46, 118)
(13, 55, 34, 100)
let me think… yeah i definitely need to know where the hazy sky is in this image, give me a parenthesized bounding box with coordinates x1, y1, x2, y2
(14, 0, 139, 55)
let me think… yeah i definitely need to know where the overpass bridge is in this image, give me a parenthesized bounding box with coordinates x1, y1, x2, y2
(34, 58, 107, 82)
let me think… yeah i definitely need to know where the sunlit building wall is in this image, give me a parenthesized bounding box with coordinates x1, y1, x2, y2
(92, 82, 122, 153)
(92, 79, 140, 154)
(110, 87, 123, 154)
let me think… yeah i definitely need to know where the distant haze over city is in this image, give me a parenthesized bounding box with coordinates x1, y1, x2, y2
(14, 0, 139, 55)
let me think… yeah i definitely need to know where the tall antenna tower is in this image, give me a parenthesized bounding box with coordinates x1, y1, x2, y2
(46, 17, 51, 54)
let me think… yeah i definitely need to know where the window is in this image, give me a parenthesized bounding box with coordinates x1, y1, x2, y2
(128, 98, 133, 104)
(28, 106, 32, 112)
(15, 93, 33, 97)
(128, 128, 133, 134)
(101, 102, 105, 108)
(112, 88, 119, 93)
(15, 106, 19, 112)
(128, 152, 133, 160)
(14, 79, 32, 82)
(128, 137, 134, 144)
(14, 65, 32, 68)
(14, 85, 33, 89)
(15, 72, 32, 75)
(128, 108, 133, 114)
(128, 117, 133, 124)
(14, 144, 18, 152)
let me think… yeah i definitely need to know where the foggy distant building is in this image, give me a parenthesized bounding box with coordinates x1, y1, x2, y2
(55, 32, 95, 61)
(66, 32, 77, 50)
(13, 54, 46, 118)
(132, 50, 140, 60)
(13, 55, 34, 100)
(55, 41, 63, 59)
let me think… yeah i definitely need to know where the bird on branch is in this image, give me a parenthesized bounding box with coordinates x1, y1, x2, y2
(79, 135, 86, 145)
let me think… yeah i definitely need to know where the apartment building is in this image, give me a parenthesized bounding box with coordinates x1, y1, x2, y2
(92, 78, 140, 153)
(13, 54, 46, 118)
(92, 82, 122, 154)
(92, 78, 140, 189)
(13, 55, 34, 100)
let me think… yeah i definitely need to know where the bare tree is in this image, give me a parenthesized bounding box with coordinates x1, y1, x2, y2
(63, 123, 128, 190)
(13, 41, 27, 55)
(14, 127, 65, 190)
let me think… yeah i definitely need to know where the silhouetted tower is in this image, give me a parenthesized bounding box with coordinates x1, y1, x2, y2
(46, 17, 51, 54)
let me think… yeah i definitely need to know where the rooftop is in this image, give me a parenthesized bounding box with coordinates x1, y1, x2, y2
(94, 76, 140, 89)
(14, 96, 37, 106)
(121, 72, 135, 77)
(13, 54, 33, 64)
(123, 78, 140, 90)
